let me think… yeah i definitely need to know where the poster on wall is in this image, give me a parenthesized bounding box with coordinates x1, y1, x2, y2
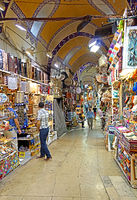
(123, 26, 137, 69)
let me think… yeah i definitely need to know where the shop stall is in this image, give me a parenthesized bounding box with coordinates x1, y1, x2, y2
(107, 125, 137, 188)
(104, 16, 137, 187)
(0, 48, 56, 179)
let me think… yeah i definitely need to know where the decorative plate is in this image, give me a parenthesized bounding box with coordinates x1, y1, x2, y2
(0, 93, 8, 103)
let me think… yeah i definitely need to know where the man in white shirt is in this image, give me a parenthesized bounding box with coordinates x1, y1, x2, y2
(37, 102, 52, 161)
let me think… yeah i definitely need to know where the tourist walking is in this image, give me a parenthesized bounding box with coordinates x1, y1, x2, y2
(87, 108, 94, 129)
(36, 102, 52, 161)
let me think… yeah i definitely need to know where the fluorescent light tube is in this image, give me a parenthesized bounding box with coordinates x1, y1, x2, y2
(89, 41, 96, 48)
(90, 45, 100, 53)
(15, 24, 26, 31)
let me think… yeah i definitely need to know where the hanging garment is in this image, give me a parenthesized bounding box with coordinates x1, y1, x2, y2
(0, 49, 3, 70)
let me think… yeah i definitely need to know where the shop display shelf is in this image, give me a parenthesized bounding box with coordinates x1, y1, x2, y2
(0, 116, 9, 120)
(0, 139, 14, 145)
(0, 84, 8, 87)
(18, 137, 33, 141)
(32, 134, 39, 138)
(19, 157, 32, 165)
(115, 158, 131, 182)
(31, 142, 40, 147)
(0, 69, 48, 86)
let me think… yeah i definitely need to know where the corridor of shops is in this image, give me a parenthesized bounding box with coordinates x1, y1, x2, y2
(1, 1, 137, 200)
(0, 120, 137, 200)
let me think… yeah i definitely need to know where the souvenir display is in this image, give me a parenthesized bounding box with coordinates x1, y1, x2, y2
(104, 20, 137, 188)
(123, 26, 137, 70)
(0, 145, 19, 180)
(0, 47, 57, 179)
(8, 76, 18, 90)
(0, 93, 8, 104)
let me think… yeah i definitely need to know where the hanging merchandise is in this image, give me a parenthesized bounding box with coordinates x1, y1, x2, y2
(127, 28, 137, 66)
(8, 75, 18, 90)
(101, 73, 108, 84)
(76, 87, 81, 94)
(16, 92, 24, 103)
(108, 29, 123, 71)
(96, 74, 102, 83)
(123, 26, 137, 70)
(104, 16, 137, 188)
(0, 93, 8, 104)
(99, 55, 107, 67)
(0, 50, 3, 70)
(15, 103, 28, 131)
(20, 81, 27, 92)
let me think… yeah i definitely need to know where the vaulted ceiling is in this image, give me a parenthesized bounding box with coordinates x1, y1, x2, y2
(3, 0, 127, 75)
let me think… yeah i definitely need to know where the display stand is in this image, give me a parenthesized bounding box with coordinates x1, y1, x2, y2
(112, 126, 137, 188)
(0, 47, 57, 178)
(0, 109, 19, 179)
(0, 147, 19, 179)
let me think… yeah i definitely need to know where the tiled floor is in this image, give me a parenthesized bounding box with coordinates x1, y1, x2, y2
(0, 120, 137, 200)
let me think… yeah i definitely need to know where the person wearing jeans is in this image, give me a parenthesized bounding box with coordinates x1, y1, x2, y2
(37, 102, 52, 161)
(87, 108, 94, 129)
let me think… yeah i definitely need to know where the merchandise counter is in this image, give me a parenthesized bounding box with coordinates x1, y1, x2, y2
(0, 145, 19, 180)
(108, 126, 137, 188)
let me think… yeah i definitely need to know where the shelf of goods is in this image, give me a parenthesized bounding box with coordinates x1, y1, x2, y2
(0, 93, 56, 171)
(0, 48, 48, 85)
(109, 126, 137, 188)
(18, 132, 40, 165)
(123, 108, 137, 134)
(18, 95, 57, 164)
(0, 115, 19, 180)
(0, 50, 57, 178)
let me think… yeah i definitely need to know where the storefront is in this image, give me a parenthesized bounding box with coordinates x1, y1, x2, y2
(0, 48, 57, 180)
(103, 16, 137, 188)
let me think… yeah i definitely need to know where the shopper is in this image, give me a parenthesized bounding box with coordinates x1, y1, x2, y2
(87, 108, 94, 129)
(84, 102, 89, 113)
(7, 102, 21, 133)
(37, 102, 52, 161)
(98, 108, 106, 130)
(101, 112, 106, 131)
(79, 112, 85, 128)
(93, 105, 97, 119)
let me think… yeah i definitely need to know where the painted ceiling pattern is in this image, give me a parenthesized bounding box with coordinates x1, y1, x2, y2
(5, 0, 127, 73)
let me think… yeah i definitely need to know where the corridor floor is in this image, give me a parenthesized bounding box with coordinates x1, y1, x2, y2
(0, 121, 137, 200)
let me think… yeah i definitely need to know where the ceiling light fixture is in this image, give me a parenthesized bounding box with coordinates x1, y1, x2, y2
(89, 40, 97, 48)
(25, 47, 35, 57)
(90, 45, 100, 53)
(15, 24, 26, 31)
(46, 52, 52, 58)
(0, 2, 5, 11)
(54, 63, 59, 68)
(26, 50, 31, 56)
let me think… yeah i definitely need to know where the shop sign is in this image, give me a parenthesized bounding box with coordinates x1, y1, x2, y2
(123, 26, 137, 69)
